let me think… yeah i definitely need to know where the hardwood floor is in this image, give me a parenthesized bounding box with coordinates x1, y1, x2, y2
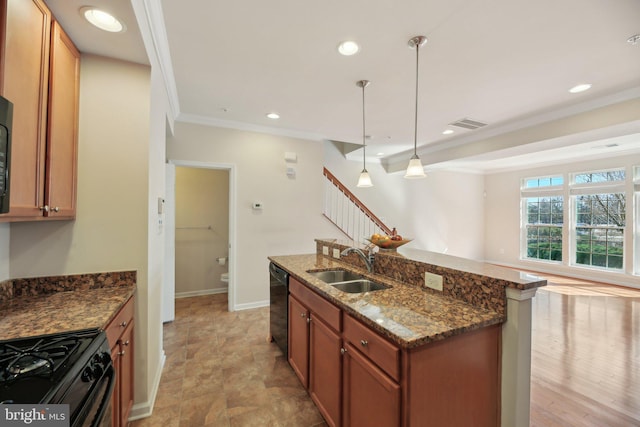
(131, 275, 640, 426)
(530, 274, 640, 427)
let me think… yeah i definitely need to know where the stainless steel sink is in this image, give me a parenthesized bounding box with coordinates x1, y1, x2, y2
(307, 269, 364, 283)
(306, 269, 390, 293)
(331, 279, 389, 293)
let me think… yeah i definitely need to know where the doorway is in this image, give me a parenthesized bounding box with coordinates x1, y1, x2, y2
(163, 160, 236, 322)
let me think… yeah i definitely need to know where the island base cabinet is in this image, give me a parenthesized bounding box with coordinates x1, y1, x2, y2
(288, 295, 309, 388)
(343, 343, 400, 427)
(309, 315, 342, 427)
(402, 324, 500, 427)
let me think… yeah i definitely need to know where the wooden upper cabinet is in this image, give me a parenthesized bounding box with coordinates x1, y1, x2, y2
(1, 0, 50, 218)
(46, 21, 79, 219)
(0, 0, 79, 222)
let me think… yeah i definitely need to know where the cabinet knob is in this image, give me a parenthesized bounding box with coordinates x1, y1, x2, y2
(360, 339, 368, 347)
(306, 317, 311, 324)
(300, 312, 306, 318)
(120, 321, 127, 327)
(39, 205, 49, 212)
(118, 350, 126, 356)
(51, 206, 60, 212)
(123, 340, 130, 346)
(340, 348, 347, 355)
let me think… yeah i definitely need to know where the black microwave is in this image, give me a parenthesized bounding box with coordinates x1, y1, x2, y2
(0, 95, 13, 214)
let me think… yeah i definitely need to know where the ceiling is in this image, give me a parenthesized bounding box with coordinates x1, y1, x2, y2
(45, 0, 640, 172)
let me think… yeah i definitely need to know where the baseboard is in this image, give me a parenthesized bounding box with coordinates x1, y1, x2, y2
(128, 351, 166, 421)
(175, 287, 228, 299)
(233, 299, 269, 311)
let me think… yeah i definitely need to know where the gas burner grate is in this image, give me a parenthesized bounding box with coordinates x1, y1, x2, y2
(0, 336, 81, 382)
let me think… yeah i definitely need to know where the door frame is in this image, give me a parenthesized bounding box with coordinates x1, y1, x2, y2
(164, 159, 237, 313)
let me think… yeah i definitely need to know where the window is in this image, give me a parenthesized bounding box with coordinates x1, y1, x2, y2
(574, 170, 625, 184)
(525, 197, 563, 261)
(521, 167, 633, 273)
(575, 193, 625, 269)
(571, 169, 626, 271)
(524, 175, 563, 188)
(522, 175, 564, 262)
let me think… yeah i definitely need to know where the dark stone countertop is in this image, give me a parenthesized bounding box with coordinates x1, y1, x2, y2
(269, 254, 506, 349)
(0, 272, 136, 341)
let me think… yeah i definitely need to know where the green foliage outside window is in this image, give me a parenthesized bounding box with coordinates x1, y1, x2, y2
(525, 196, 563, 261)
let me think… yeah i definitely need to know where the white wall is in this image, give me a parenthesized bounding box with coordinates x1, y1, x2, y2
(175, 167, 229, 295)
(167, 122, 344, 308)
(8, 55, 161, 414)
(323, 142, 486, 260)
(484, 152, 640, 287)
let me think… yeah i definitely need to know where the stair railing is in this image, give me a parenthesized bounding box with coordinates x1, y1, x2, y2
(323, 167, 392, 242)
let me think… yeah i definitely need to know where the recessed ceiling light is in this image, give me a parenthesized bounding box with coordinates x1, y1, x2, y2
(442, 129, 454, 135)
(376, 152, 385, 156)
(338, 41, 359, 56)
(81, 7, 125, 32)
(569, 83, 592, 94)
(266, 112, 280, 119)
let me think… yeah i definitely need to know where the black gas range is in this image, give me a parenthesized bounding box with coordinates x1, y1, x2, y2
(0, 328, 114, 427)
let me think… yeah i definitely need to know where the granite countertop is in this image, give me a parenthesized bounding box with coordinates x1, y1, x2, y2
(0, 285, 135, 341)
(269, 254, 505, 349)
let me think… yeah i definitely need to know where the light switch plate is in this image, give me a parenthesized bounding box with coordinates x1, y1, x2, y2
(424, 272, 443, 291)
(332, 248, 340, 259)
(322, 246, 329, 255)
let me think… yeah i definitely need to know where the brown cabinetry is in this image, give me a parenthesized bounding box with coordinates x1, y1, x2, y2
(289, 277, 342, 427)
(343, 342, 401, 427)
(342, 314, 401, 427)
(0, 0, 79, 221)
(309, 313, 342, 427)
(288, 276, 501, 427)
(106, 296, 135, 427)
(288, 294, 309, 388)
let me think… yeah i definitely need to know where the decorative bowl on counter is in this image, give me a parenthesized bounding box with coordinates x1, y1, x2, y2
(365, 237, 412, 251)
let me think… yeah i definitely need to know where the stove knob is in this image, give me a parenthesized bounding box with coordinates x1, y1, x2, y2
(82, 366, 95, 382)
(93, 363, 104, 378)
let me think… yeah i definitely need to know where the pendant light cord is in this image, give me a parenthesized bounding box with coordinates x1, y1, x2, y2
(413, 41, 420, 157)
(362, 83, 366, 169)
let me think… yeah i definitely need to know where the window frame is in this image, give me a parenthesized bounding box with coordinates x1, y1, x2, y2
(521, 176, 565, 264)
(569, 168, 627, 272)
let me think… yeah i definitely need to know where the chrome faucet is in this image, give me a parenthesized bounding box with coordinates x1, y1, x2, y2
(340, 246, 375, 273)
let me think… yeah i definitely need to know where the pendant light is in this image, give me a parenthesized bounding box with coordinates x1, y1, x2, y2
(404, 35, 428, 179)
(356, 80, 373, 187)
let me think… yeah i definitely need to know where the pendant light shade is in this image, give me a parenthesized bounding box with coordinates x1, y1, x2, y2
(356, 80, 373, 187)
(404, 36, 427, 179)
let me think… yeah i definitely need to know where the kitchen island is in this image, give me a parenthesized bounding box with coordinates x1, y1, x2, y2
(269, 238, 546, 427)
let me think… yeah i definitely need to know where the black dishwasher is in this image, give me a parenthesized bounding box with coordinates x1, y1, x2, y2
(269, 262, 289, 357)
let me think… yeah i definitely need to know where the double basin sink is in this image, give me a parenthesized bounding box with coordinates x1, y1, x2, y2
(306, 269, 390, 294)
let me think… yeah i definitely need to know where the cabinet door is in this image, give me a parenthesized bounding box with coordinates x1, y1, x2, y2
(110, 345, 120, 427)
(118, 321, 134, 427)
(288, 295, 309, 388)
(1, 0, 50, 217)
(343, 343, 400, 427)
(309, 315, 342, 427)
(45, 21, 78, 218)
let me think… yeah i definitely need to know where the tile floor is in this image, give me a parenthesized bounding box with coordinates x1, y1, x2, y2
(130, 294, 326, 427)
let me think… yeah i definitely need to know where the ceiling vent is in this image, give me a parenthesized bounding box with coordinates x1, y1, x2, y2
(449, 118, 488, 130)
